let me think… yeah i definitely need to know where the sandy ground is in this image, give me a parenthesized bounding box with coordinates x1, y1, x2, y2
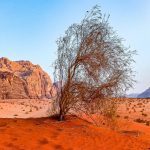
(117, 98, 150, 124)
(0, 116, 149, 150)
(0, 99, 52, 118)
(0, 98, 150, 150)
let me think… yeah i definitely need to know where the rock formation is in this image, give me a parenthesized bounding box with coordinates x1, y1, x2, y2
(0, 57, 53, 99)
(49, 81, 63, 98)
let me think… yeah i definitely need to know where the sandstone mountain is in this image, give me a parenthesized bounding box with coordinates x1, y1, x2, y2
(0, 57, 54, 99)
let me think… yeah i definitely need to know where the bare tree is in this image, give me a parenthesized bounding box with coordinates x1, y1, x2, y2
(53, 5, 135, 121)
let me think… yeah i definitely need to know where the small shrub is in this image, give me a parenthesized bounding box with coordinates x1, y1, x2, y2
(146, 121, 150, 126)
(29, 109, 32, 112)
(124, 116, 129, 119)
(39, 138, 49, 145)
(135, 118, 145, 123)
(142, 113, 147, 117)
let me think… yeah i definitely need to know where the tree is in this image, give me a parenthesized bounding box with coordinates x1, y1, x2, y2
(53, 5, 135, 121)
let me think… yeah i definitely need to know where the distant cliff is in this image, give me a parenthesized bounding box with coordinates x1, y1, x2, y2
(127, 93, 139, 98)
(137, 87, 150, 98)
(0, 57, 54, 99)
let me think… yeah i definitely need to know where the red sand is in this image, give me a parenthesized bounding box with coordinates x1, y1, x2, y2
(0, 116, 149, 150)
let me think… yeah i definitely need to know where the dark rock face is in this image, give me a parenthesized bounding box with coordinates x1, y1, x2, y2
(0, 57, 54, 99)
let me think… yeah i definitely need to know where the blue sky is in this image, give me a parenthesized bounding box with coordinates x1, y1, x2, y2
(0, 0, 150, 94)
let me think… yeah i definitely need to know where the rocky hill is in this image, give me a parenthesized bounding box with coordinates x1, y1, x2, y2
(0, 57, 54, 99)
(127, 93, 139, 98)
(137, 87, 150, 98)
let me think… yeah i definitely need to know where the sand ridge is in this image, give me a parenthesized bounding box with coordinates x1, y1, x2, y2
(0, 116, 149, 150)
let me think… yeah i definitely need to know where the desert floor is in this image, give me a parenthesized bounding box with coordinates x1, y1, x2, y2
(117, 98, 150, 125)
(0, 98, 150, 150)
(0, 99, 52, 118)
(0, 116, 150, 150)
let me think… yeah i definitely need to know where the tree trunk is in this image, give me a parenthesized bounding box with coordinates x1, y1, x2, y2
(59, 109, 65, 121)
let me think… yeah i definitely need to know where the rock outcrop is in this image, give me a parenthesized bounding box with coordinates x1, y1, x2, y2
(49, 81, 63, 98)
(0, 57, 53, 99)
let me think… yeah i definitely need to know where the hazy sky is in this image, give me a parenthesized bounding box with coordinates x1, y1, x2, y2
(0, 0, 150, 94)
